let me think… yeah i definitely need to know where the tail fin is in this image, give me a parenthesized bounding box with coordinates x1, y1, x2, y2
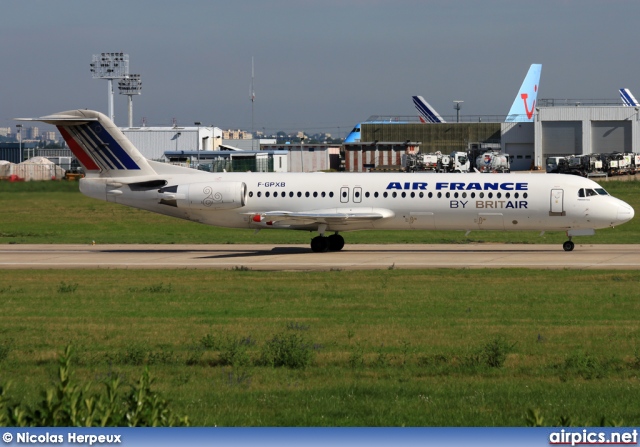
(412, 96, 446, 123)
(18, 109, 156, 178)
(505, 64, 542, 122)
(620, 88, 639, 106)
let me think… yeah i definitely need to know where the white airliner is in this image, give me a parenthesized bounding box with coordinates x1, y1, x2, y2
(21, 109, 634, 252)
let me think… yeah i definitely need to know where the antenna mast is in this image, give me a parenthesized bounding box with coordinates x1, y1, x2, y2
(251, 57, 255, 150)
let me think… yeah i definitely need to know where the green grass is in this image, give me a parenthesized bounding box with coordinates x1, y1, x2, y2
(0, 179, 638, 245)
(1, 269, 640, 426)
(1, 179, 640, 426)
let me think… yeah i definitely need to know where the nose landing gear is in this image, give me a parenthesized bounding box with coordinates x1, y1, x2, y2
(562, 229, 595, 252)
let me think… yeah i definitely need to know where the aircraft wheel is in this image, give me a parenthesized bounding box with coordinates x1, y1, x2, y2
(311, 236, 329, 253)
(328, 234, 345, 251)
(562, 240, 575, 252)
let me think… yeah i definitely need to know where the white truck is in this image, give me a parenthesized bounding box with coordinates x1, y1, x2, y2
(404, 151, 470, 173)
(475, 150, 510, 173)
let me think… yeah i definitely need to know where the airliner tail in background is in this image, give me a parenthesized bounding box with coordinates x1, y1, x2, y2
(505, 64, 542, 122)
(620, 88, 639, 106)
(412, 96, 446, 123)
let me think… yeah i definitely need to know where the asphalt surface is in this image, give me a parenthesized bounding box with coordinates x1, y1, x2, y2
(0, 244, 639, 270)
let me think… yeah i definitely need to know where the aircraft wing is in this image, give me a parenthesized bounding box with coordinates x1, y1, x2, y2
(246, 208, 395, 225)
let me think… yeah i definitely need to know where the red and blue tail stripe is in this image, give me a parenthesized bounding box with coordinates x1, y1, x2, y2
(412, 96, 446, 123)
(57, 121, 141, 172)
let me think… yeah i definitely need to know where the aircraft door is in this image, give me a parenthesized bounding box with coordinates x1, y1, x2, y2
(353, 187, 362, 203)
(550, 189, 565, 216)
(340, 186, 349, 203)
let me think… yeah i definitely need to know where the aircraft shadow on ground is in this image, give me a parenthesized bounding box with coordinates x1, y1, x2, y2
(100, 246, 557, 261)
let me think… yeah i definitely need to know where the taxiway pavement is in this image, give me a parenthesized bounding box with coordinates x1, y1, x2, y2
(0, 244, 639, 270)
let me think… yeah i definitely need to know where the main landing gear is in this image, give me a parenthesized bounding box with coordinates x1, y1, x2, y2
(562, 239, 575, 252)
(310, 233, 344, 253)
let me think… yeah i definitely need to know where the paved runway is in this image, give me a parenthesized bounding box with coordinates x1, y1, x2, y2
(0, 244, 639, 270)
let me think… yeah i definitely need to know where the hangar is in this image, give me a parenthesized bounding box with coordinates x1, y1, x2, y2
(533, 102, 639, 166)
(355, 101, 639, 171)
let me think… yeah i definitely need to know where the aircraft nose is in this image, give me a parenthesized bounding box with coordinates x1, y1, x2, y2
(617, 203, 634, 223)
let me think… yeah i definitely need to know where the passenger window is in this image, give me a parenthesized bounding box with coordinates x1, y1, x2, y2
(297, 192, 302, 197)
(249, 191, 253, 197)
(401, 192, 406, 198)
(392, 192, 397, 198)
(437, 192, 442, 198)
(257, 191, 262, 197)
(313, 192, 318, 198)
(322, 192, 326, 198)
(374, 192, 379, 198)
(428, 192, 433, 198)
(265, 192, 270, 197)
(289, 192, 294, 197)
(329, 192, 334, 198)
(383, 192, 388, 198)
(365, 192, 369, 198)
(410, 192, 415, 198)
(419, 192, 424, 198)
(306, 192, 310, 198)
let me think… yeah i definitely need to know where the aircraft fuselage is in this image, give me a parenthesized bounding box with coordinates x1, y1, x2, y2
(81, 171, 633, 235)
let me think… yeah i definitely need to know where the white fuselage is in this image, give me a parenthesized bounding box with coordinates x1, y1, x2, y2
(80, 170, 634, 234)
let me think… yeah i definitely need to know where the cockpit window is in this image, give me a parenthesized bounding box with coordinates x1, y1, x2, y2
(579, 188, 604, 197)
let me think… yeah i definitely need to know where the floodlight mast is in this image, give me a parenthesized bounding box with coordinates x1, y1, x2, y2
(90, 53, 129, 123)
(118, 74, 142, 128)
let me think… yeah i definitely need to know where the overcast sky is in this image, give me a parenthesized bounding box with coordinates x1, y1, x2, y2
(2, 0, 639, 138)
